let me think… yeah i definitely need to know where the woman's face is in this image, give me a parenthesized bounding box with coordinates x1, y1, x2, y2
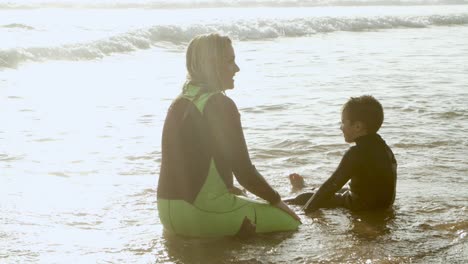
(219, 44, 240, 90)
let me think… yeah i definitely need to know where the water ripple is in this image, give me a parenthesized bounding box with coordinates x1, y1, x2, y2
(1, 23, 35, 30)
(0, 154, 24, 162)
(241, 103, 294, 113)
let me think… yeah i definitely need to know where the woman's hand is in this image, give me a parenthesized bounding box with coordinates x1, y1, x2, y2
(228, 186, 247, 196)
(274, 200, 302, 223)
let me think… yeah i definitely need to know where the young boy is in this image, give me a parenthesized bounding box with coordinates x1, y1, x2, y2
(287, 95, 397, 213)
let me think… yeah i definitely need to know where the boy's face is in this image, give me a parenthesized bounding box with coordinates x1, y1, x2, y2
(341, 110, 364, 143)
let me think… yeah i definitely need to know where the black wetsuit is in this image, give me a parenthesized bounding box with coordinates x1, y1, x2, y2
(157, 92, 281, 205)
(293, 134, 397, 213)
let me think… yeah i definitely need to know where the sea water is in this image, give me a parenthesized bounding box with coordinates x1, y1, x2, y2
(1, 0, 467, 263)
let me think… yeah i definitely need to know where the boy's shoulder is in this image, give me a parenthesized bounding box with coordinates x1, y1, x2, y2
(354, 133, 395, 159)
(342, 145, 361, 163)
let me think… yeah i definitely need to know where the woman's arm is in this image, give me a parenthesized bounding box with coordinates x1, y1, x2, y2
(205, 95, 300, 222)
(206, 95, 281, 204)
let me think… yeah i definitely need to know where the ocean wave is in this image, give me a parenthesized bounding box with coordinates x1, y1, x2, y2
(1, 13, 468, 68)
(1, 0, 468, 9)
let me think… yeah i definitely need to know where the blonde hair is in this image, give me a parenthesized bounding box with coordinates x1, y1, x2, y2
(185, 33, 232, 92)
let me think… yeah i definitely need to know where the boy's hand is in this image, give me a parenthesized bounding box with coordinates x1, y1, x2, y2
(289, 173, 305, 189)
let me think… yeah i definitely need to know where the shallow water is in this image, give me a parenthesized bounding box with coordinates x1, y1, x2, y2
(1, 2, 468, 263)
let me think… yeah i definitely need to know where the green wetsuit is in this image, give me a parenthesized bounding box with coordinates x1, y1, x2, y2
(157, 84, 300, 237)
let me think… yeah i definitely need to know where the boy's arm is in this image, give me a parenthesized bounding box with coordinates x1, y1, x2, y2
(303, 148, 358, 213)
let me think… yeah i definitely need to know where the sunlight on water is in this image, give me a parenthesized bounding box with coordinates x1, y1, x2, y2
(1, 2, 468, 263)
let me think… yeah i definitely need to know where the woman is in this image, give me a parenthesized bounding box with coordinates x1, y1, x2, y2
(157, 33, 301, 237)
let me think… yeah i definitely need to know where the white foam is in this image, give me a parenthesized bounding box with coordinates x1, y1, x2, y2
(1, 13, 468, 68)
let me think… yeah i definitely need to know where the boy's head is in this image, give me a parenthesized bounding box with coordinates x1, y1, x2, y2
(340, 95, 384, 143)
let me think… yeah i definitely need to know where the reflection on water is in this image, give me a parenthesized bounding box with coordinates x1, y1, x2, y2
(163, 233, 243, 263)
(162, 230, 295, 263)
(349, 209, 395, 240)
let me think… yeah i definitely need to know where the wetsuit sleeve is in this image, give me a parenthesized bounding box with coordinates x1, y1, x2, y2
(205, 95, 281, 204)
(303, 147, 358, 213)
